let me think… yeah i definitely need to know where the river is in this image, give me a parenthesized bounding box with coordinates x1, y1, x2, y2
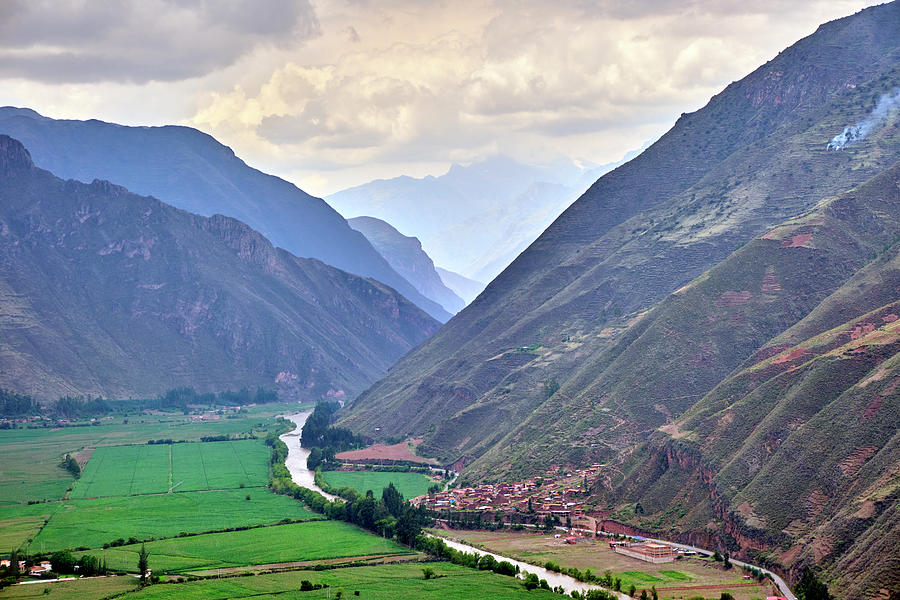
(279, 411, 623, 597)
(278, 411, 340, 502)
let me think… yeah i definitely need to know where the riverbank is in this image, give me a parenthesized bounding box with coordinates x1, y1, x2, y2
(278, 412, 340, 502)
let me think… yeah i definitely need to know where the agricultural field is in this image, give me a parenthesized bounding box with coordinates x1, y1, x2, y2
(438, 530, 777, 600)
(0, 404, 301, 506)
(0, 575, 138, 600)
(321, 470, 436, 499)
(31, 488, 318, 552)
(72, 439, 270, 498)
(113, 562, 559, 600)
(76, 520, 414, 573)
(0, 502, 54, 550)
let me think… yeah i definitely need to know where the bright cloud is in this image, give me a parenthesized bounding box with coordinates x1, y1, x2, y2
(0, 0, 884, 195)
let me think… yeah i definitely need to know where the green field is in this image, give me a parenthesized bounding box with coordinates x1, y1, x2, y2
(77, 520, 413, 573)
(0, 502, 54, 549)
(31, 488, 318, 552)
(0, 575, 139, 600)
(114, 562, 559, 599)
(0, 404, 302, 506)
(72, 440, 270, 498)
(321, 470, 435, 499)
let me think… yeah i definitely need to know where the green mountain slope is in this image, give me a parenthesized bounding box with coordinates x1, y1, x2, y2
(342, 3, 900, 470)
(0, 135, 439, 401)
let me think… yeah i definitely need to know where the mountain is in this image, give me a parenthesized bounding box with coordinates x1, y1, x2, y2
(341, 3, 900, 595)
(436, 268, 485, 305)
(0, 135, 439, 402)
(609, 171, 900, 596)
(347, 216, 465, 314)
(0, 108, 451, 322)
(327, 155, 619, 281)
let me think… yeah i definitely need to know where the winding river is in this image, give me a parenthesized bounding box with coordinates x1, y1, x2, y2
(278, 411, 340, 502)
(279, 410, 623, 597)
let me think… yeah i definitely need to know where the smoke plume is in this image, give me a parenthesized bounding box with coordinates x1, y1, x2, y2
(827, 88, 900, 151)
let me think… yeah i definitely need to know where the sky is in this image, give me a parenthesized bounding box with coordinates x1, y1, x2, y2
(0, 0, 886, 196)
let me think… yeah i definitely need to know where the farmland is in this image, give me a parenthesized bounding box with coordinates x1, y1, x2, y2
(438, 530, 777, 600)
(321, 470, 435, 499)
(0, 404, 299, 505)
(0, 575, 138, 600)
(76, 520, 415, 573)
(72, 440, 271, 498)
(31, 488, 318, 552)
(118, 562, 560, 600)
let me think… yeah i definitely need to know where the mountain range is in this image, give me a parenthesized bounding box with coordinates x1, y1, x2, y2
(0, 135, 439, 402)
(340, 3, 900, 596)
(0, 108, 451, 322)
(348, 216, 465, 314)
(326, 153, 635, 283)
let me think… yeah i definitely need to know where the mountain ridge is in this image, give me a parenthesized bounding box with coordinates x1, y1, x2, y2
(0, 108, 451, 322)
(0, 134, 439, 402)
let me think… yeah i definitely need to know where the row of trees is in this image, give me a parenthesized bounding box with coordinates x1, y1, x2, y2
(300, 402, 365, 452)
(0, 386, 280, 419)
(0, 388, 40, 417)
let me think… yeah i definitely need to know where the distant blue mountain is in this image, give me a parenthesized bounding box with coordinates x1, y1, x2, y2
(0, 107, 451, 322)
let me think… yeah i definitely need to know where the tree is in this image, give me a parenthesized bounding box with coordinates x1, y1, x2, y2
(382, 483, 403, 518)
(796, 566, 832, 600)
(712, 550, 723, 562)
(651, 585, 658, 600)
(640, 589, 649, 600)
(137, 543, 149, 583)
(720, 593, 736, 600)
(723, 552, 732, 569)
(628, 584, 637, 597)
(522, 573, 540, 590)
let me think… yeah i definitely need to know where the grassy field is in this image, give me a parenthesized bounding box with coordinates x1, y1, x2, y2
(321, 470, 435, 499)
(77, 520, 414, 573)
(114, 562, 560, 599)
(0, 576, 138, 600)
(0, 503, 55, 550)
(437, 530, 774, 599)
(0, 403, 304, 506)
(71, 440, 270, 498)
(30, 488, 318, 552)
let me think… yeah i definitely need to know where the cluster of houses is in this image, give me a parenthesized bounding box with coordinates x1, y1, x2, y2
(0, 559, 52, 576)
(416, 464, 605, 520)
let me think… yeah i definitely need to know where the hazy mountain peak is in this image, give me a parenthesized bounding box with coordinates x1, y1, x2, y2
(0, 134, 34, 174)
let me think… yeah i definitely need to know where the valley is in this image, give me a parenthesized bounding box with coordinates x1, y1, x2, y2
(0, 2, 897, 599)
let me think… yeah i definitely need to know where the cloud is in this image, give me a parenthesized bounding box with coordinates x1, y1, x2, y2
(0, 0, 320, 83)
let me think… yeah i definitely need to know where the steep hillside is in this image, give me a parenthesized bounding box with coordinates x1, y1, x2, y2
(0, 109, 450, 322)
(0, 135, 439, 402)
(612, 233, 900, 598)
(348, 216, 465, 314)
(342, 3, 900, 474)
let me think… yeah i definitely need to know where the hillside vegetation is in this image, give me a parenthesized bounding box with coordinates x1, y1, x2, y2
(341, 4, 900, 596)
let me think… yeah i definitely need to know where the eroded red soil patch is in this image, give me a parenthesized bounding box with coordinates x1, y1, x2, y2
(780, 233, 813, 248)
(838, 446, 878, 476)
(716, 290, 751, 307)
(772, 347, 806, 364)
(336, 439, 436, 464)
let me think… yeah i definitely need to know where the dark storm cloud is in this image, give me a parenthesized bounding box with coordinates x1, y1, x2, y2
(0, 0, 320, 83)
